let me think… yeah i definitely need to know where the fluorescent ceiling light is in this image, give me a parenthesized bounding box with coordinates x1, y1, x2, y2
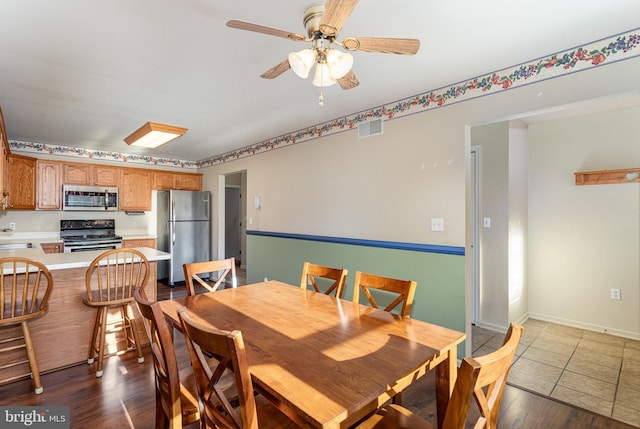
(124, 122, 187, 148)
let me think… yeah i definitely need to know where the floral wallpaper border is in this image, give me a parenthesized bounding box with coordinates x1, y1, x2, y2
(200, 27, 640, 167)
(9, 140, 199, 169)
(10, 28, 639, 169)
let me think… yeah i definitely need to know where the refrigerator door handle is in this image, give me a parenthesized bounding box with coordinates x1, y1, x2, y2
(171, 197, 176, 246)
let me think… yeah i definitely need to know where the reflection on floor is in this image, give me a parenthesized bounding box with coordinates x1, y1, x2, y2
(472, 319, 640, 427)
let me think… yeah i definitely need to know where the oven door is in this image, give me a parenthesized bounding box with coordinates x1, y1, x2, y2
(64, 241, 123, 253)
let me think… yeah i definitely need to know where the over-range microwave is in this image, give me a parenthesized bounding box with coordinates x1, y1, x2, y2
(62, 185, 119, 211)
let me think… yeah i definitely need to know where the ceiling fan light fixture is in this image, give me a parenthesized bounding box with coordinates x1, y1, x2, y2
(124, 121, 187, 148)
(326, 49, 353, 79)
(312, 63, 337, 87)
(288, 48, 317, 78)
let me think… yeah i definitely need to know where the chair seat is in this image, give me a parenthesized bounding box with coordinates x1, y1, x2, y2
(254, 394, 299, 429)
(355, 404, 435, 429)
(0, 300, 47, 325)
(81, 291, 136, 307)
(176, 366, 201, 426)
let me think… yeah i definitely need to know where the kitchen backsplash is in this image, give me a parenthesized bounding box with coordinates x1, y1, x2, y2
(0, 210, 151, 236)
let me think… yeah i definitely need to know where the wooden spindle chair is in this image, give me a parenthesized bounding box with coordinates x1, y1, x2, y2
(0, 257, 53, 394)
(82, 249, 150, 377)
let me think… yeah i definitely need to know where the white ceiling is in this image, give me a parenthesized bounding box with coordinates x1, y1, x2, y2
(1, 1, 639, 162)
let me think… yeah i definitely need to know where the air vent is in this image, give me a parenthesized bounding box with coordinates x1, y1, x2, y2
(358, 118, 384, 139)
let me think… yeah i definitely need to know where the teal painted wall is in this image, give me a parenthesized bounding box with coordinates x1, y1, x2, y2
(247, 234, 466, 351)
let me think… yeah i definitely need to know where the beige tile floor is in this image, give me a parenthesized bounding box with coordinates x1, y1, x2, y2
(472, 319, 640, 427)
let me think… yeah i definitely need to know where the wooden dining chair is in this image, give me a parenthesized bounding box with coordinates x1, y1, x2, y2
(0, 257, 54, 394)
(82, 249, 150, 377)
(177, 307, 298, 429)
(183, 257, 237, 296)
(355, 322, 524, 429)
(300, 261, 348, 298)
(352, 271, 417, 318)
(133, 288, 201, 429)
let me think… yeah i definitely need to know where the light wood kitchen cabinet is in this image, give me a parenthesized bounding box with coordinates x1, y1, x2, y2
(41, 242, 64, 253)
(37, 160, 62, 210)
(122, 238, 156, 249)
(120, 168, 152, 211)
(6, 154, 36, 210)
(152, 171, 202, 191)
(175, 172, 202, 190)
(62, 162, 118, 186)
(0, 107, 10, 208)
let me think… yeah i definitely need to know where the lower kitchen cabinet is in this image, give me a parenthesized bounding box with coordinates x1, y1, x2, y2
(122, 238, 156, 249)
(41, 242, 64, 254)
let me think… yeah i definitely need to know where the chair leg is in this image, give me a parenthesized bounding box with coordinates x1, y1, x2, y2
(95, 307, 108, 377)
(126, 304, 145, 364)
(87, 309, 102, 364)
(21, 321, 43, 394)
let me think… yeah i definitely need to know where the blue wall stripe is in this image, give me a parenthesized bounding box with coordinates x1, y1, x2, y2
(246, 230, 465, 256)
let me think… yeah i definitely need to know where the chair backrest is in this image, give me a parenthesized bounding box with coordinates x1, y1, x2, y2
(84, 249, 150, 304)
(352, 271, 417, 317)
(299, 262, 348, 298)
(442, 322, 524, 429)
(177, 307, 258, 429)
(133, 287, 187, 427)
(183, 258, 237, 296)
(0, 257, 54, 324)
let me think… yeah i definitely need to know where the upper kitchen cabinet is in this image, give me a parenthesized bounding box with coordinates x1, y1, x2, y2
(120, 168, 152, 211)
(153, 171, 202, 191)
(6, 154, 37, 210)
(37, 160, 62, 210)
(0, 107, 10, 208)
(63, 162, 119, 186)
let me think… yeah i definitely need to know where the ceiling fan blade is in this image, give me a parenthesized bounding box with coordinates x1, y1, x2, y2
(227, 20, 305, 41)
(319, 0, 360, 37)
(260, 59, 291, 79)
(343, 37, 420, 55)
(338, 70, 359, 90)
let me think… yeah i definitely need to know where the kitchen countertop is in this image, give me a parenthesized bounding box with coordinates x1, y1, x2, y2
(0, 244, 169, 271)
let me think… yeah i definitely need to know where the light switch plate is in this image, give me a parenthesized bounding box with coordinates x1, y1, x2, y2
(483, 217, 491, 228)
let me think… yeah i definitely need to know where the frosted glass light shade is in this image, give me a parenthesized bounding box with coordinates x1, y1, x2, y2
(124, 122, 187, 148)
(326, 49, 353, 79)
(312, 63, 337, 87)
(288, 49, 317, 78)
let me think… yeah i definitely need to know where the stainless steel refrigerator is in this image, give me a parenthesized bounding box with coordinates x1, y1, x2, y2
(156, 190, 211, 285)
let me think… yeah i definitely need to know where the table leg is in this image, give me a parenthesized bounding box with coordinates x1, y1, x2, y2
(435, 347, 458, 428)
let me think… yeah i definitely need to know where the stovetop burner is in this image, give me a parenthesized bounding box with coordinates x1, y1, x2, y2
(60, 219, 121, 243)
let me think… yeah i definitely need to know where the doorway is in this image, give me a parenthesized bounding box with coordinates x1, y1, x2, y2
(225, 187, 241, 262)
(470, 146, 480, 325)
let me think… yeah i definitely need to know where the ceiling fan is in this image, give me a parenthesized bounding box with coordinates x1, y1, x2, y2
(226, 0, 420, 93)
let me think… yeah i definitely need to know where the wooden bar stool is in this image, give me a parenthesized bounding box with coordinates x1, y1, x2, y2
(82, 249, 150, 377)
(0, 257, 54, 394)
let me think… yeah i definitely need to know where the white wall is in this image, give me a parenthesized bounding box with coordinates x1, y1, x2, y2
(471, 122, 509, 330)
(508, 124, 529, 324)
(198, 57, 639, 338)
(528, 107, 640, 338)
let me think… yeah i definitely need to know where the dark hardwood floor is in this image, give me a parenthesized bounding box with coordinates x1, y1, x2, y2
(0, 279, 636, 428)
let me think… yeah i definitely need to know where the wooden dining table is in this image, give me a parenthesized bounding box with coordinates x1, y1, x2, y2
(159, 280, 466, 429)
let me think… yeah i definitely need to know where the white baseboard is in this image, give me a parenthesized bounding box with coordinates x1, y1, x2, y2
(528, 312, 640, 340)
(475, 321, 508, 334)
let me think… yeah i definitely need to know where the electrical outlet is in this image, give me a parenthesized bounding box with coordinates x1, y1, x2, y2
(610, 288, 621, 300)
(431, 218, 444, 232)
(9, 222, 15, 231)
